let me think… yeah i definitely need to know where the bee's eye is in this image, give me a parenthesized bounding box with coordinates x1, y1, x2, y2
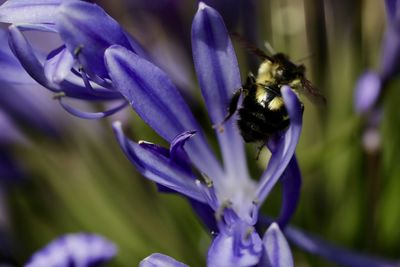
(276, 68, 284, 77)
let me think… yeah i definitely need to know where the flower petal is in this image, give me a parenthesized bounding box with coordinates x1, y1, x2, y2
(189, 199, 219, 233)
(277, 156, 302, 228)
(256, 86, 303, 204)
(384, 0, 399, 24)
(7, 26, 121, 100)
(0, 28, 34, 84)
(56, 1, 134, 78)
(192, 2, 248, 180)
(354, 71, 382, 113)
(112, 122, 207, 203)
(0, 0, 61, 24)
(44, 45, 75, 83)
(0, 110, 25, 146)
(285, 225, 399, 267)
(140, 253, 189, 267)
(261, 223, 294, 267)
(170, 131, 196, 163)
(58, 98, 128, 120)
(25, 233, 117, 267)
(379, 26, 400, 80)
(8, 25, 55, 90)
(207, 224, 262, 267)
(105, 45, 223, 179)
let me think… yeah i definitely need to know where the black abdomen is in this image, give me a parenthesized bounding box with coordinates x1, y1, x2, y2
(237, 98, 289, 143)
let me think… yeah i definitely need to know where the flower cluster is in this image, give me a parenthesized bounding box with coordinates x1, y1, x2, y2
(0, 0, 147, 118)
(1, 0, 400, 267)
(108, 3, 303, 264)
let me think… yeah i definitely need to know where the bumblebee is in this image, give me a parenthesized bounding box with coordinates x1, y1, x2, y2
(219, 50, 324, 143)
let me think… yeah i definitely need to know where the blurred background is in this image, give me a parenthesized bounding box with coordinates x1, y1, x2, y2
(1, 0, 399, 266)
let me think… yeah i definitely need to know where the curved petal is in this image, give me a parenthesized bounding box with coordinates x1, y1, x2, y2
(44, 46, 75, 83)
(285, 225, 399, 267)
(11, 23, 57, 32)
(8, 26, 121, 100)
(56, 1, 133, 78)
(140, 253, 188, 267)
(207, 224, 262, 267)
(112, 122, 207, 203)
(25, 233, 117, 267)
(170, 131, 196, 173)
(0, 28, 35, 84)
(192, 2, 248, 181)
(58, 98, 128, 119)
(8, 25, 57, 91)
(277, 156, 302, 228)
(354, 71, 382, 113)
(261, 223, 294, 267)
(0, 0, 61, 24)
(105, 45, 223, 179)
(256, 86, 303, 204)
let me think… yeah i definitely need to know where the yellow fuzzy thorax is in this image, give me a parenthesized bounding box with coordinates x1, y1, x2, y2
(256, 60, 279, 85)
(254, 60, 302, 110)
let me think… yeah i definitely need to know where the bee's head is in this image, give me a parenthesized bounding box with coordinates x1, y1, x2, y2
(272, 54, 305, 83)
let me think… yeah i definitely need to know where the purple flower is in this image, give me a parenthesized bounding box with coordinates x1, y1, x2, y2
(0, 0, 147, 118)
(24, 233, 117, 267)
(284, 224, 400, 267)
(0, 107, 26, 183)
(0, 27, 83, 135)
(0, 110, 25, 147)
(138, 223, 293, 267)
(140, 253, 189, 267)
(354, 0, 400, 113)
(108, 2, 302, 265)
(107, 2, 400, 266)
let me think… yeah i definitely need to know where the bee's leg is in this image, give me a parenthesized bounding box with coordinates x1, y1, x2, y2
(244, 72, 256, 88)
(213, 88, 243, 132)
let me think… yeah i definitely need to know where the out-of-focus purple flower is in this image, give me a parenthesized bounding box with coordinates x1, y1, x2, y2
(353, 0, 400, 153)
(24, 233, 117, 267)
(108, 2, 302, 265)
(257, 216, 400, 267)
(0, 107, 25, 185)
(140, 253, 189, 267)
(354, 72, 382, 114)
(354, 0, 400, 113)
(284, 224, 400, 267)
(0, 110, 25, 147)
(0, 27, 80, 135)
(0, 0, 148, 118)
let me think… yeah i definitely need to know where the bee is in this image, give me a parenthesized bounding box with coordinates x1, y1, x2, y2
(217, 40, 325, 143)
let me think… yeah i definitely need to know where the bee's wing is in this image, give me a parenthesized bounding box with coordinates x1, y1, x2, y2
(230, 32, 273, 61)
(299, 79, 327, 106)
